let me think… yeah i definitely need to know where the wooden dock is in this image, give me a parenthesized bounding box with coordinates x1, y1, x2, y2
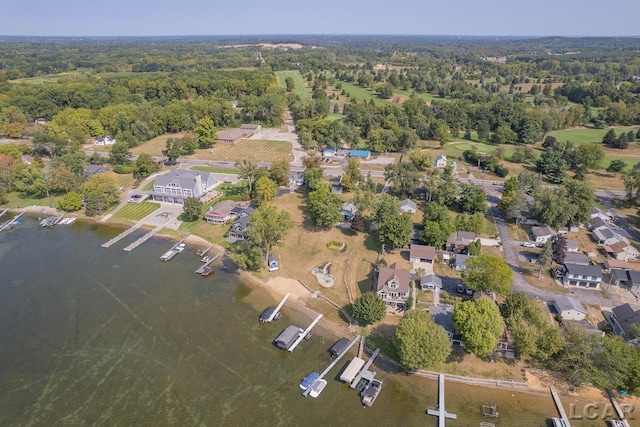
(194, 251, 223, 274)
(350, 348, 380, 389)
(549, 385, 571, 427)
(357, 336, 365, 358)
(0, 208, 8, 220)
(427, 374, 457, 427)
(303, 335, 361, 397)
(102, 223, 142, 248)
(197, 245, 214, 257)
(0, 209, 27, 233)
(288, 314, 322, 352)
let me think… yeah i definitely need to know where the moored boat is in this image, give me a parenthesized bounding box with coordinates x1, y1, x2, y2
(361, 379, 382, 407)
(200, 266, 214, 277)
(308, 379, 327, 398)
(299, 372, 319, 390)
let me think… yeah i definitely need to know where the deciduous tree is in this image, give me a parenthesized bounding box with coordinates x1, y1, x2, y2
(352, 292, 386, 324)
(195, 117, 217, 148)
(82, 173, 119, 215)
(394, 310, 452, 369)
(247, 205, 293, 267)
(253, 176, 277, 206)
(378, 213, 413, 249)
(183, 196, 204, 222)
(308, 184, 342, 228)
(453, 298, 505, 357)
(462, 254, 513, 294)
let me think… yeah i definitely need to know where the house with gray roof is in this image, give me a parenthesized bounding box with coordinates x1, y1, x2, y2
(446, 231, 476, 252)
(151, 169, 216, 204)
(563, 252, 589, 265)
(562, 262, 603, 289)
(531, 225, 555, 244)
(553, 295, 586, 321)
(592, 226, 621, 246)
(610, 303, 640, 341)
(454, 254, 470, 271)
(375, 262, 411, 308)
(609, 268, 640, 295)
(420, 274, 442, 291)
(400, 198, 417, 214)
(205, 200, 236, 224)
(565, 239, 580, 253)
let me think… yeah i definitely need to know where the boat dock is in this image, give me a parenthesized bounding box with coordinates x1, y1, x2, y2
(0, 208, 8, 219)
(124, 224, 176, 252)
(427, 374, 457, 427)
(159, 237, 188, 261)
(303, 335, 361, 397)
(262, 293, 290, 323)
(102, 223, 143, 248)
(0, 209, 27, 232)
(197, 245, 214, 257)
(549, 386, 571, 427)
(607, 390, 631, 427)
(288, 314, 323, 352)
(194, 251, 223, 274)
(350, 348, 380, 389)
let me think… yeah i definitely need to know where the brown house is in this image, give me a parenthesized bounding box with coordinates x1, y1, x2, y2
(217, 128, 246, 145)
(375, 262, 411, 308)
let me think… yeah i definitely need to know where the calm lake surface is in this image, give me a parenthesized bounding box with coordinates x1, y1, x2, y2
(0, 217, 609, 426)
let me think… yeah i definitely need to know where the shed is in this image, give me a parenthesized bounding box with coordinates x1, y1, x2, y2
(553, 295, 586, 321)
(329, 338, 349, 357)
(454, 254, 470, 271)
(268, 254, 279, 272)
(420, 274, 442, 291)
(349, 150, 371, 160)
(400, 198, 417, 214)
(274, 325, 301, 350)
(340, 357, 365, 383)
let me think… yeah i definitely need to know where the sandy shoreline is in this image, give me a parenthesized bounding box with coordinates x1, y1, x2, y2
(11, 205, 640, 404)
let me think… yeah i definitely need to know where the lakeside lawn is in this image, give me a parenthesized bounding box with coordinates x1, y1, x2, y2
(111, 201, 161, 222)
(275, 70, 313, 100)
(3, 192, 62, 209)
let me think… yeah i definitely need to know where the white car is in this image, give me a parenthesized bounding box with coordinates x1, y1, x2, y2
(521, 242, 536, 248)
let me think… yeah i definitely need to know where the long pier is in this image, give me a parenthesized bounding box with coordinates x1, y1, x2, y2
(194, 251, 223, 274)
(102, 223, 142, 248)
(607, 390, 631, 427)
(303, 335, 361, 397)
(350, 348, 380, 388)
(427, 374, 457, 427)
(0, 208, 8, 219)
(288, 314, 323, 352)
(0, 209, 27, 233)
(265, 293, 289, 322)
(549, 385, 571, 427)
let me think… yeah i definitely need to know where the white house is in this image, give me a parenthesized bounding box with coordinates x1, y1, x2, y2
(605, 241, 640, 261)
(409, 244, 436, 263)
(561, 263, 603, 289)
(592, 226, 621, 246)
(94, 136, 116, 146)
(400, 198, 417, 214)
(434, 154, 447, 168)
(531, 225, 555, 244)
(553, 295, 586, 321)
(420, 274, 442, 291)
(151, 169, 216, 204)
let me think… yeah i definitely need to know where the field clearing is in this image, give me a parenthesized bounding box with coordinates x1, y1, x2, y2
(336, 80, 386, 106)
(549, 126, 639, 145)
(275, 70, 312, 99)
(4, 192, 62, 209)
(130, 132, 187, 156)
(9, 69, 92, 84)
(191, 166, 240, 174)
(393, 88, 449, 104)
(184, 139, 293, 163)
(112, 201, 161, 222)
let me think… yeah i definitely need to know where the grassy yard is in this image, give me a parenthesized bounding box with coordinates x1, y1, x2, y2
(548, 126, 639, 145)
(393, 88, 450, 104)
(3, 192, 62, 209)
(191, 166, 240, 174)
(130, 132, 187, 156)
(275, 70, 313, 99)
(185, 139, 293, 163)
(111, 201, 161, 222)
(110, 172, 135, 190)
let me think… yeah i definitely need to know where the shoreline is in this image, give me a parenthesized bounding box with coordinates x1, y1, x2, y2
(11, 206, 640, 406)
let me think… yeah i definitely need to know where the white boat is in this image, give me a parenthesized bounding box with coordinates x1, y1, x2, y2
(299, 372, 319, 391)
(361, 379, 382, 407)
(551, 418, 568, 427)
(174, 243, 186, 253)
(308, 379, 327, 398)
(67, 217, 76, 224)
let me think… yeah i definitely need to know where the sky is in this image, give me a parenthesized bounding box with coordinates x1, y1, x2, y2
(2, 0, 639, 37)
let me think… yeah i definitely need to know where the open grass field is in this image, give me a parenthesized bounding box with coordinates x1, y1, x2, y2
(185, 139, 293, 163)
(393, 88, 450, 104)
(549, 126, 639, 145)
(111, 201, 161, 222)
(336, 80, 386, 106)
(8, 69, 92, 85)
(109, 172, 135, 190)
(130, 132, 186, 156)
(275, 70, 312, 100)
(191, 165, 240, 174)
(4, 192, 62, 209)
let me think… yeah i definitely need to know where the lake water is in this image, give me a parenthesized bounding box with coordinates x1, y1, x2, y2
(0, 217, 612, 426)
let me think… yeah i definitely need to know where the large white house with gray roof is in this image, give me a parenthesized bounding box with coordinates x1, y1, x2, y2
(553, 295, 586, 320)
(561, 262, 603, 289)
(150, 169, 216, 204)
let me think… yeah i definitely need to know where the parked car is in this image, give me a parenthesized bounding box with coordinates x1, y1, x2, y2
(128, 194, 144, 203)
(456, 284, 465, 294)
(521, 242, 536, 248)
(465, 288, 473, 296)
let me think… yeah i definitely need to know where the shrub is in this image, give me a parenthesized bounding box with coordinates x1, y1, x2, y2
(113, 165, 134, 174)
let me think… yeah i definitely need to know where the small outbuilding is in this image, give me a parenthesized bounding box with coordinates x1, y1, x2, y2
(268, 254, 279, 272)
(349, 149, 371, 160)
(553, 295, 587, 321)
(400, 198, 417, 214)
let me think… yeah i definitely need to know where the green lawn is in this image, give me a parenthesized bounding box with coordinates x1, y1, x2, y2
(112, 173, 135, 189)
(275, 70, 312, 100)
(3, 192, 62, 209)
(336, 80, 386, 106)
(548, 126, 639, 145)
(191, 166, 240, 174)
(393, 88, 450, 104)
(326, 113, 346, 122)
(8, 69, 92, 84)
(112, 201, 161, 221)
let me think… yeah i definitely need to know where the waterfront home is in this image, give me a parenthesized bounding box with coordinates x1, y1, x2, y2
(228, 215, 250, 239)
(375, 262, 411, 308)
(553, 295, 586, 321)
(531, 225, 555, 244)
(409, 244, 436, 264)
(205, 200, 236, 224)
(560, 262, 603, 289)
(610, 303, 640, 341)
(400, 198, 417, 214)
(151, 169, 216, 204)
(420, 274, 442, 291)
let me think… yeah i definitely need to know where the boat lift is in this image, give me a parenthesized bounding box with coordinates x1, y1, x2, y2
(350, 348, 380, 388)
(427, 374, 457, 427)
(288, 314, 323, 352)
(303, 335, 361, 397)
(264, 293, 289, 323)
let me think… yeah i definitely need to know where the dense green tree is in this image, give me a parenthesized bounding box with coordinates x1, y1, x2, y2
(374, 194, 401, 224)
(108, 141, 131, 166)
(182, 197, 204, 222)
(302, 151, 322, 170)
(467, 239, 482, 256)
(308, 183, 342, 227)
(462, 254, 513, 294)
(269, 159, 290, 187)
(133, 153, 159, 179)
(384, 162, 419, 197)
(0, 144, 22, 159)
(82, 173, 120, 215)
(162, 137, 182, 162)
(229, 240, 264, 271)
(572, 144, 604, 178)
(12, 163, 49, 197)
(607, 159, 627, 175)
(195, 117, 217, 148)
(58, 191, 83, 211)
(247, 205, 293, 267)
(378, 213, 413, 249)
(304, 167, 325, 191)
(342, 157, 364, 191)
(352, 292, 386, 324)
(253, 176, 278, 206)
(394, 310, 452, 370)
(236, 160, 258, 194)
(537, 241, 553, 278)
(550, 234, 567, 265)
(452, 298, 505, 357)
(49, 164, 80, 194)
(458, 183, 486, 214)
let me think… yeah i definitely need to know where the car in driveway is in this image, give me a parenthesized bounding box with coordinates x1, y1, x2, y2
(456, 284, 465, 294)
(128, 194, 146, 203)
(521, 242, 536, 248)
